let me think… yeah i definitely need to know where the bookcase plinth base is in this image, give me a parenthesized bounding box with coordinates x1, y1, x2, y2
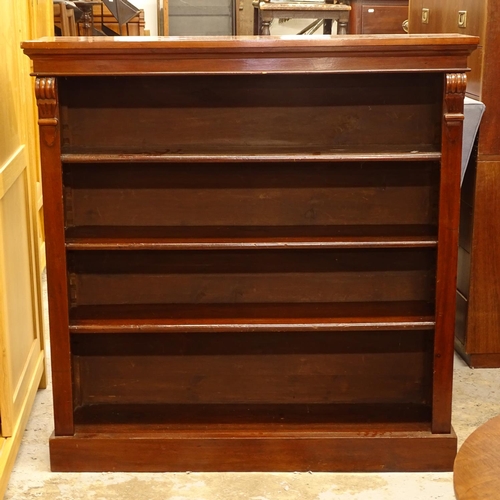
(49, 428, 457, 472)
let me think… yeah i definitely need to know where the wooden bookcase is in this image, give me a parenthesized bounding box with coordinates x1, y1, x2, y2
(22, 35, 477, 472)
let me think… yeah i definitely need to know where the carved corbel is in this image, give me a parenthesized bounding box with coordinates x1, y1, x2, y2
(444, 73, 467, 124)
(35, 77, 59, 148)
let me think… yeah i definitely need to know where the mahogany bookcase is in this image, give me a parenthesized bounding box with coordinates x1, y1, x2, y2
(22, 34, 478, 472)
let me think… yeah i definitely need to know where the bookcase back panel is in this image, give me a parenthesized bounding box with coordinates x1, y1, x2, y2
(67, 248, 436, 305)
(59, 74, 442, 154)
(64, 162, 440, 228)
(72, 331, 433, 406)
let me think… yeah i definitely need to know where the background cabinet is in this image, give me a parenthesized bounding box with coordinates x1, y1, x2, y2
(349, 0, 409, 34)
(410, 0, 500, 367)
(23, 35, 477, 472)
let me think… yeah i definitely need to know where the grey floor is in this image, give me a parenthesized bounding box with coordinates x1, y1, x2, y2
(5, 278, 500, 499)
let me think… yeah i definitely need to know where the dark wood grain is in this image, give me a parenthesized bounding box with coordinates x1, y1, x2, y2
(75, 351, 430, 406)
(23, 36, 477, 472)
(71, 330, 432, 406)
(477, 2, 500, 155)
(61, 151, 442, 162)
(431, 73, 465, 434)
(455, 159, 500, 365)
(70, 330, 433, 355)
(58, 74, 442, 155)
(49, 429, 457, 472)
(454, 352, 500, 369)
(63, 161, 440, 229)
(360, 4, 409, 34)
(467, 162, 500, 353)
(349, 0, 408, 34)
(73, 402, 432, 429)
(35, 78, 74, 436)
(65, 225, 439, 250)
(67, 248, 436, 307)
(22, 35, 478, 76)
(68, 301, 435, 332)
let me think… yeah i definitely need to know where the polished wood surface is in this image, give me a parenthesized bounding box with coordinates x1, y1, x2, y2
(454, 414, 500, 499)
(409, 0, 486, 101)
(36, 77, 74, 436)
(49, 428, 458, 472)
(23, 35, 477, 472)
(410, 0, 500, 367)
(432, 72, 466, 433)
(466, 162, 500, 352)
(22, 35, 478, 76)
(349, 0, 409, 34)
(477, 4, 500, 155)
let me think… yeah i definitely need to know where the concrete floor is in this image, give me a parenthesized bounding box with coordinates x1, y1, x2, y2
(5, 279, 500, 499)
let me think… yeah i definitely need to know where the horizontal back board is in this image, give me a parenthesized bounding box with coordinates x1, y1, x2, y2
(59, 73, 442, 154)
(64, 161, 440, 228)
(72, 331, 433, 406)
(67, 248, 437, 305)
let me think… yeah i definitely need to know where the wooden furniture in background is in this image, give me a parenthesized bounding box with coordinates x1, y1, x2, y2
(53, 1, 145, 36)
(0, 0, 50, 497)
(410, 0, 500, 368)
(348, 0, 408, 34)
(454, 413, 500, 499)
(23, 34, 477, 472)
(74, 1, 101, 36)
(91, 3, 145, 35)
(253, 1, 351, 35)
(53, 1, 78, 36)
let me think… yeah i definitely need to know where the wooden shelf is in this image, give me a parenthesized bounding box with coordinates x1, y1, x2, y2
(61, 149, 442, 163)
(68, 301, 435, 333)
(65, 225, 439, 250)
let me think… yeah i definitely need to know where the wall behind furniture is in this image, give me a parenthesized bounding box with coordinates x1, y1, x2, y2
(131, 0, 158, 34)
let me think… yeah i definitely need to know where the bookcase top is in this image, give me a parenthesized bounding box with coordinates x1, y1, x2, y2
(22, 34, 479, 76)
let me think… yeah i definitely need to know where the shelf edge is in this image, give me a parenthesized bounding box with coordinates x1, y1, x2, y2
(60, 152, 442, 163)
(69, 321, 436, 333)
(65, 240, 439, 251)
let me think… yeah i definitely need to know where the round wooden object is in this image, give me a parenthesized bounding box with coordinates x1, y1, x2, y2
(454, 414, 500, 500)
